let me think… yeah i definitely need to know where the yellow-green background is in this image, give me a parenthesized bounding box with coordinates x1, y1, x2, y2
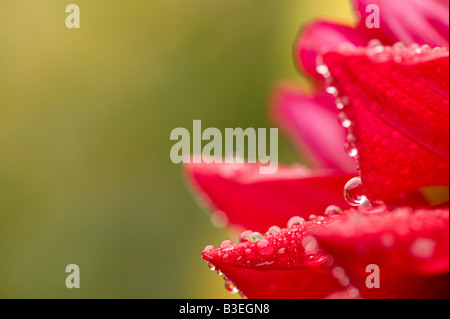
(0, 0, 352, 298)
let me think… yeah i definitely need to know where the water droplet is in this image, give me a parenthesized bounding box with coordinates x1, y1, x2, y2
(256, 239, 275, 256)
(344, 177, 367, 206)
(368, 39, 384, 54)
(325, 205, 342, 216)
(266, 226, 281, 236)
(207, 262, 215, 271)
(203, 245, 215, 253)
(225, 280, 239, 294)
(287, 216, 305, 228)
(316, 64, 329, 75)
(338, 112, 352, 128)
(248, 232, 264, 242)
(239, 230, 253, 243)
(326, 86, 338, 96)
(220, 240, 234, 249)
(335, 96, 349, 110)
(308, 214, 317, 220)
(344, 142, 358, 157)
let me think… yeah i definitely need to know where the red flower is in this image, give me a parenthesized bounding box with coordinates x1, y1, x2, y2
(184, 0, 449, 299)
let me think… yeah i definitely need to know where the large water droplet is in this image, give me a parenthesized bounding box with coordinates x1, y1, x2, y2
(344, 177, 367, 206)
(287, 216, 305, 228)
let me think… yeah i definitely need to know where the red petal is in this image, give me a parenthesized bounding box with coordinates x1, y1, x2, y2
(184, 161, 353, 233)
(322, 44, 449, 204)
(271, 84, 357, 172)
(315, 207, 450, 298)
(202, 212, 356, 299)
(295, 21, 368, 80)
(353, 0, 450, 47)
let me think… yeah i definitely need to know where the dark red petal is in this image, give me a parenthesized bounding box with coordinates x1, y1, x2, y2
(184, 161, 353, 233)
(295, 20, 369, 80)
(315, 207, 450, 298)
(202, 212, 356, 299)
(322, 44, 449, 204)
(271, 84, 356, 172)
(353, 0, 450, 47)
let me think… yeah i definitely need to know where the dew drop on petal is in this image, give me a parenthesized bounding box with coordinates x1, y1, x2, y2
(326, 86, 338, 96)
(207, 262, 215, 271)
(239, 230, 252, 243)
(220, 240, 234, 249)
(368, 39, 384, 55)
(256, 239, 275, 256)
(287, 216, 306, 228)
(344, 141, 358, 157)
(224, 280, 239, 294)
(248, 232, 264, 242)
(344, 177, 367, 206)
(338, 112, 352, 128)
(308, 214, 317, 220)
(316, 64, 329, 75)
(266, 226, 281, 236)
(325, 205, 342, 216)
(335, 96, 349, 110)
(203, 245, 215, 253)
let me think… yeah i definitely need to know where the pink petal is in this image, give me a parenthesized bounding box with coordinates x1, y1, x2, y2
(271, 84, 357, 172)
(322, 44, 449, 205)
(353, 0, 450, 47)
(184, 161, 352, 233)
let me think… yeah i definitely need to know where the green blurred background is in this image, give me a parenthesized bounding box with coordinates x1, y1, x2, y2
(0, 0, 351, 298)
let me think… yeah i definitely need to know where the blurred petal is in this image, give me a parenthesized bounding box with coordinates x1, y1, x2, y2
(295, 21, 369, 80)
(271, 84, 356, 172)
(315, 207, 449, 298)
(185, 161, 352, 233)
(322, 44, 449, 204)
(202, 212, 354, 299)
(353, 0, 450, 47)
